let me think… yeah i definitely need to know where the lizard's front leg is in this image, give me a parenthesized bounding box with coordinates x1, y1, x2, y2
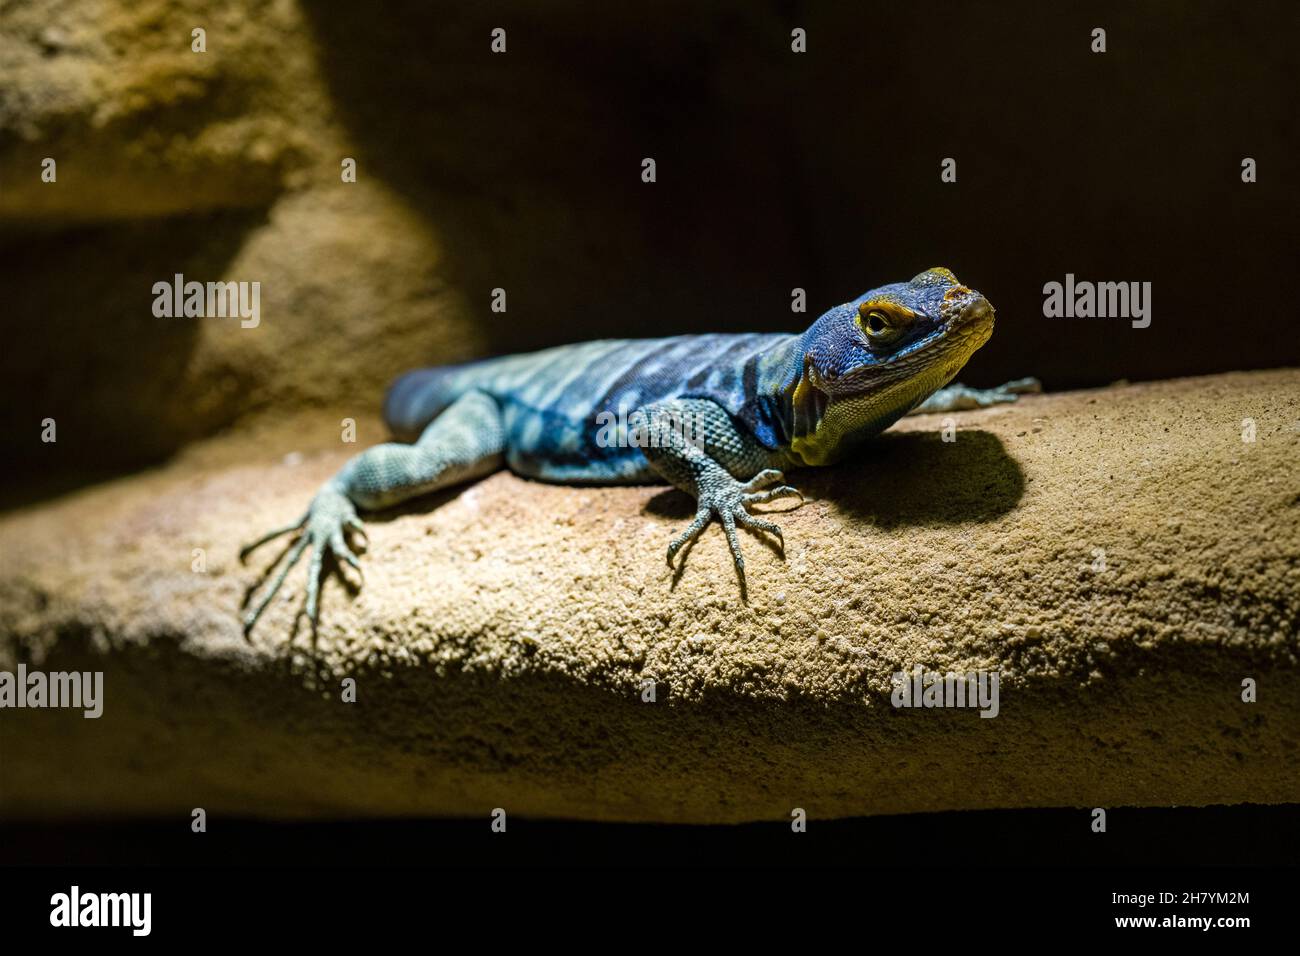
(240, 389, 505, 635)
(637, 398, 802, 584)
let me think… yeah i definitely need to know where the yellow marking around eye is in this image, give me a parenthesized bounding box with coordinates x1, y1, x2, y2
(857, 301, 914, 337)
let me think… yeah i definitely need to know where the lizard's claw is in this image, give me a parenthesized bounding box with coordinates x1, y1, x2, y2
(241, 483, 365, 636)
(666, 469, 802, 581)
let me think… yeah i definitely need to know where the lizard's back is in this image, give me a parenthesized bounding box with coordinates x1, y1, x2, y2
(383, 334, 793, 483)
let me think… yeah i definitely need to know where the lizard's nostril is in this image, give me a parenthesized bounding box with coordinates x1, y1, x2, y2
(961, 296, 993, 324)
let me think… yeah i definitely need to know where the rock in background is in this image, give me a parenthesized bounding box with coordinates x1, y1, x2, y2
(0, 0, 484, 478)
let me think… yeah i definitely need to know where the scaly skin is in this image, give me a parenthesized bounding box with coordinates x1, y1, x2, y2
(242, 267, 1035, 632)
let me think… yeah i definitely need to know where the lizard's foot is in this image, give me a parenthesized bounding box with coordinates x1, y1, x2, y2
(665, 468, 803, 580)
(240, 483, 366, 635)
(913, 377, 1042, 414)
(989, 377, 1043, 403)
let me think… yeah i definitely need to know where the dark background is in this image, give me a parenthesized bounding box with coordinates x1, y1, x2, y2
(3, 0, 1298, 489)
(4, 803, 1298, 866)
(305, 0, 1298, 385)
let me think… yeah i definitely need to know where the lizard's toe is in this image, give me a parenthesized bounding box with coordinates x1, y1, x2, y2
(744, 484, 803, 507)
(345, 515, 369, 551)
(733, 509, 784, 551)
(666, 506, 711, 566)
(741, 469, 784, 493)
(330, 530, 364, 579)
(304, 536, 327, 625)
(718, 509, 745, 578)
(239, 513, 307, 562)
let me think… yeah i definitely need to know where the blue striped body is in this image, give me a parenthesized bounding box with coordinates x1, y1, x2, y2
(384, 334, 800, 483)
(240, 270, 1001, 636)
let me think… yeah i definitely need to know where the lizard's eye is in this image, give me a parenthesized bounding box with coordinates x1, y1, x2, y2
(857, 305, 902, 343)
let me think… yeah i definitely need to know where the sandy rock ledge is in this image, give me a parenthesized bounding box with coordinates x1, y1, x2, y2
(1, 370, 1298, 823)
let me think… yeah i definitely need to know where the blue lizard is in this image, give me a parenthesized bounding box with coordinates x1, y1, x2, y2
(241, 267, 1037, 632)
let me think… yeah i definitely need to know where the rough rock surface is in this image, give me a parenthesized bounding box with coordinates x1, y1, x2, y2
(0, 0, 487, 473)
(2, 369, 1298, 823)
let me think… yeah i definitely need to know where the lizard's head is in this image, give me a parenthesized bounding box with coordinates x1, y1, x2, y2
(785, 267, 995, 465)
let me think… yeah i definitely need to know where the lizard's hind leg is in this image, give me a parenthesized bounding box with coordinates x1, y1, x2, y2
(240, 389, 505, 636)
